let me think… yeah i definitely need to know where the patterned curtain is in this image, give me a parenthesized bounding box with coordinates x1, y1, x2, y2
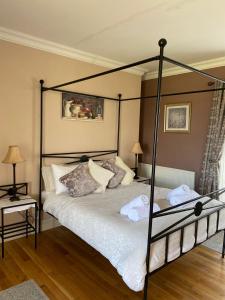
(199, 81, 225, 195)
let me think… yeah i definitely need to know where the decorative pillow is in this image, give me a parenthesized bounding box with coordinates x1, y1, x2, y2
(88, 159, 114, 193)
(51, 164, 78, 194)
(102, 159, 126, 188)
(42, 166, 55, 192)
(115, 156, 135, 186)
(59, 164, 99, 198)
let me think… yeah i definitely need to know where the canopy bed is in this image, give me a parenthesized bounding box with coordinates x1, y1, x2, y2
(39, 39, 225, 300)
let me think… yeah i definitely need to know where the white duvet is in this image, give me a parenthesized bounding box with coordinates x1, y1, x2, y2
(43, 182, 225, 292)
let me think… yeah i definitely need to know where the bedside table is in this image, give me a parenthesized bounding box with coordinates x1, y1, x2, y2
(0, 196, 38, 258)
(134, 176, 151, 185)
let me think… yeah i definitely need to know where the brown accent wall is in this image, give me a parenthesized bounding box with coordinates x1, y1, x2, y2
(140, 66, 225, 189)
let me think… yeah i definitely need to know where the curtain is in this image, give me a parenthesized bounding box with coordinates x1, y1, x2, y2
(199, 81, 225, 195)
(219, 144, 225, 201)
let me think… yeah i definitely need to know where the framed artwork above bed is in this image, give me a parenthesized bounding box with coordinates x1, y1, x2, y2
(62, 92, 104, 121)
(164, 102, 191, 133)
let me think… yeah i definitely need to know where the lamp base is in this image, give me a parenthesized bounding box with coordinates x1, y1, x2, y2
(10, 195, 20, 202)
(133, 167, 139, 179)
(8, 187, 19, 201)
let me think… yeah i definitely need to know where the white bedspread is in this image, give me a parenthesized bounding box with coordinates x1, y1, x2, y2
(43, 182, 225, 292)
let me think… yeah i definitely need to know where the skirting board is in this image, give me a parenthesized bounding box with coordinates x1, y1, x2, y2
(139, 163, 195, 189)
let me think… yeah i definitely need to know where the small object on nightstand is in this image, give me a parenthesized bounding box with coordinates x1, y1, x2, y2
(2, 145, 25, 201)
(0, 196, 38, 258)
(131, 142, 143, 179)
(134, 176, 151, 185)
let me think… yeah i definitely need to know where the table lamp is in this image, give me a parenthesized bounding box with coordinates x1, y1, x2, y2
(2, 145, 24, 201)
(131, 142, 143, 179)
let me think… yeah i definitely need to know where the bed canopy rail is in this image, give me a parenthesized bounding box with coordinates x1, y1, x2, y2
(163, 56, 225, 84)
(42, 87, 120, 101)
(43, 55, 225, 92)
(39, 38, 225, 300)
(44, 56, 159, 90)
(121, 86, 225, 101)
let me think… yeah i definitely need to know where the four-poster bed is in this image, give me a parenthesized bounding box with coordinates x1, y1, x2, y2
(39, 38, 225, 299)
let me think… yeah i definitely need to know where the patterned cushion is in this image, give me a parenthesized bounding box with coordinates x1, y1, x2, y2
(59, 164, 99, 197)
(102, 159, 126, 188)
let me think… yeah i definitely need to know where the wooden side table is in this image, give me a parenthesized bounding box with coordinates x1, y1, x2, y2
(0, 196, 38, 258)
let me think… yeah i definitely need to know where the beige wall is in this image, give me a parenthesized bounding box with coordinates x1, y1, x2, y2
(0, 40, 141, 196)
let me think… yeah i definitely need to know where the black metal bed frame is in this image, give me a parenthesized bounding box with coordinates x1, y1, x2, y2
(39, 38, 225, 300)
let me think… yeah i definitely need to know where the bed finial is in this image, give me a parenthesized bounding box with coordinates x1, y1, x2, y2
(158, 38, 167, 47)
(40, 79, 44, 85)
(80, 155, 89, 162)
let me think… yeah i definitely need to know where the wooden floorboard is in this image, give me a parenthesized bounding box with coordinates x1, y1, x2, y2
(0, 226, 225, 299)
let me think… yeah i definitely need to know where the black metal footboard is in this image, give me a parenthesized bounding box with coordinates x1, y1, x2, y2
(148, 187, 225, 277)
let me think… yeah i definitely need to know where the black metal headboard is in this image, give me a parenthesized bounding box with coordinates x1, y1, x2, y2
(41, 149, 118, 165)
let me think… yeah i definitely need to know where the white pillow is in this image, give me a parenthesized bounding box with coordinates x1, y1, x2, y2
(51, 164, 77, 194)
(115, 156, 135, 185)
(88, 159, 114, 193)
(42, 166, 55, 192)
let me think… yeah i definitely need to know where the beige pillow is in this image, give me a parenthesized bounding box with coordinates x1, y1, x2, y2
(115, 156, 135, 185)
(88, 159, 114, 193)
(42, 166, 55, 192)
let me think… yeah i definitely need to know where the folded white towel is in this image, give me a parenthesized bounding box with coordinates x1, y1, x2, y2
(166, 184, 191, 200)
(120, 194, 149, 216)
(169, 190, 200, 206)
(128, 203, 160, 222)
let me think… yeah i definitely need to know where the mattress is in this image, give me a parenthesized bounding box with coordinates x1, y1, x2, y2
(43, 182, 225, 292)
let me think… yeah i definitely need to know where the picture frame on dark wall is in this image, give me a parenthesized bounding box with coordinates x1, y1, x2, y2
(164, 103, 191, 133)
(62, 92, 104, 121)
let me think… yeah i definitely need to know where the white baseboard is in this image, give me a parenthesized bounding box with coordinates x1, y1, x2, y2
(139, 163, 195, 189)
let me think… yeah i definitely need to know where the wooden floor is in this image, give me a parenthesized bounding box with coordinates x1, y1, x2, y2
(0, 227, 225, 300)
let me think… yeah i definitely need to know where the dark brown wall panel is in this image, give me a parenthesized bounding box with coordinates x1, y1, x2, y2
(140, 66, 225, 188)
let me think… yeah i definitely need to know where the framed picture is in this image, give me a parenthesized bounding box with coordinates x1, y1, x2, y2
(62, 92, 104, 121)
(164, 103, 191, 133)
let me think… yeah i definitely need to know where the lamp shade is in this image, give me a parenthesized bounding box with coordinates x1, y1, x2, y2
(131, 142, 143, 154)
(2, 145, 24, 164)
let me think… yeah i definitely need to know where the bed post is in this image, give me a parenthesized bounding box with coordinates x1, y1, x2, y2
(222, 230, 225, 258)
(143, 38, 167, 300)
(117, 93, 122, 156)
(39, 79, 44, 233)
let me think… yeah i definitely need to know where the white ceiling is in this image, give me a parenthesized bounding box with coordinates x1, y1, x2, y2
(0, 0, 225, 74)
